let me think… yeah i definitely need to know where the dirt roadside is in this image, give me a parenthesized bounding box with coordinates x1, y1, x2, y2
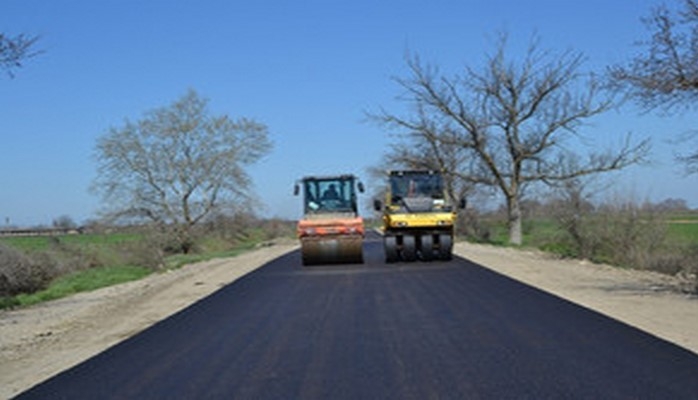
(1, 240, 697, 399)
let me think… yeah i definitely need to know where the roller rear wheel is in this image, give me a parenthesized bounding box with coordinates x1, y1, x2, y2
(384, 235, 399, 263)
(402, 235, 417, 261)
(420, 234, 434, 261)
(438, 234, 453, 260)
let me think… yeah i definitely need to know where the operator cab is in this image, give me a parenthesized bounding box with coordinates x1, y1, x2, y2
(389, 170, 447, 213)
(389, 170, 444, 201)
(295, 175, 364, 214)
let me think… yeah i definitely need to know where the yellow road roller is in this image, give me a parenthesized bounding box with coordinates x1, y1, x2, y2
(374, 170, 465, 262)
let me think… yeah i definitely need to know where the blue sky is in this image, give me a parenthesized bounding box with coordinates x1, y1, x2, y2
(1, 0, 696, 226)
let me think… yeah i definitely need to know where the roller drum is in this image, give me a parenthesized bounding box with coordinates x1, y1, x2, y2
(301, 234, 363, 265)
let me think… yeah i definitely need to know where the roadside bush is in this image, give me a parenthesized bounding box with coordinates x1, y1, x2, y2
(257, 218, 295, 240)
(538, 241, 579, 259)
(638, 239, 698, 276)
(593, 204, 668, 270)
(118, 235, 166, 270)
(458, 209, 495, 243)
(199, 214, 295, 249)
(0, 243, 60, 298)
(46, 238, 108, 271)
(676, 243, 698, 294)
(548, 193, 668, 267)
(548, 200, 698, 293)
(548, 183, 599, 260)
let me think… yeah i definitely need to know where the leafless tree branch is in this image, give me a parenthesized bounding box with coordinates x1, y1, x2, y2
(0, 33, 41, 78)
(609, 0, 698, 173)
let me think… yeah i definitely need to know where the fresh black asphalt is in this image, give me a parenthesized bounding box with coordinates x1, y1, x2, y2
(15, 232, 698, 399)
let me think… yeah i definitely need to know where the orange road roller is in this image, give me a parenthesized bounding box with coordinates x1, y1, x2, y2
(294, 174, 365, 265)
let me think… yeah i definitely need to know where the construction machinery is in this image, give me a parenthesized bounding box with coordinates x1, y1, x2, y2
(294, 175, 365, 265)
(374, 170, 465, 262)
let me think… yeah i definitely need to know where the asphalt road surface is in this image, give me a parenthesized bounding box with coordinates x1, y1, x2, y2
(16, 233, 698, 399)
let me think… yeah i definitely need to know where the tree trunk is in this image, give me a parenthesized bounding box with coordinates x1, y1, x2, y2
(507, 196, 523, 245)
(175, 224, 194, 254)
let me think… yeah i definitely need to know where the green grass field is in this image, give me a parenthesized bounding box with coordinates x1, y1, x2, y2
(12, 265, 152, 308)
(666, 221, 698, 244)
(474, 218, 564, 247)
(0, 232, 141, 252)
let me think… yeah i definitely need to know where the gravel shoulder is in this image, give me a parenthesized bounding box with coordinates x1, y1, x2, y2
(2, 240, 697, 399)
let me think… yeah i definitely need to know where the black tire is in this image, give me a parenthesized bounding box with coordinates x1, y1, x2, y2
(420, 234, 434, 261)
(438, 234, 453, 260)
(384, 235, 399, 263)
(402, 234, 417, 261)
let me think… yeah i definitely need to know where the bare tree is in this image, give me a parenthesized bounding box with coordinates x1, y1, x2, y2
(548, 177, 600, 259)
(375, 35, 649, 245)
(609, 0, 698, 172)
(93, 90, 272, 253)
(0, 33, 40, 77)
